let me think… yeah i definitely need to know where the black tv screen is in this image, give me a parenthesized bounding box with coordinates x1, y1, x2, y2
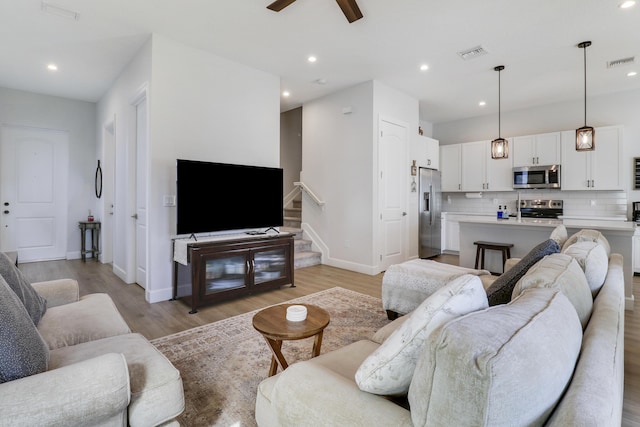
(176, 159, 283, 235)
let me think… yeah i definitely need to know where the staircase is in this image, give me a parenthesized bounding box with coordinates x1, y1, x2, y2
(283, 198, 322, 269)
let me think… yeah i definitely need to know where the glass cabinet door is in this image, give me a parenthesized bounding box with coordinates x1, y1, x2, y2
(253, 247, 287, 285)
(204, 254, 246, 295)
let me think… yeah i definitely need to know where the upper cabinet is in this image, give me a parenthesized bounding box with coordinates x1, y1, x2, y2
(440, 144, 461, 192)
(561, 126, 623, 190)
(512, 132, 561, 167)
(460, 140, 513, 192)
(412, 135, 440, 170)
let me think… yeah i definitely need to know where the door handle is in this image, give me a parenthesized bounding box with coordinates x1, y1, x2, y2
(402, 212, 407, 216)
(131, 213, 138, 219)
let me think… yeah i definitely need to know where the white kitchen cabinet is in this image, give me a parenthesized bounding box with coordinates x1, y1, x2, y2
(512, 132, 561, 167)
(424, 136, 439, 170)
(561, 126, 623, 190)
(461, 140, 513, 192)
(634, 228, 640, 274)
(441, 214, 461, 253)
(440, 144, 462, 192)
(413, 135, 439, 170)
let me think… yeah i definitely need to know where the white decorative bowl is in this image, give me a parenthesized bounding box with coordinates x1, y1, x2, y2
(286, 305, 307, 321)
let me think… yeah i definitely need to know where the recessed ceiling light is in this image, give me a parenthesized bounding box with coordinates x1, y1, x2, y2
(420, 64, 429, 71)
(619, 0, 635, 8)
(628, 71, 638, 77)
(479, 101, 486, 107)
(282, 91, 290, 97)
(47, 63, 58, 71)
(308, 56, 317, 63)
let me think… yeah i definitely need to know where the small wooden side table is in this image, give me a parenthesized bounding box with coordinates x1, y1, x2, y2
(79, 221, 101, 261)
(252, 304, 330, 377)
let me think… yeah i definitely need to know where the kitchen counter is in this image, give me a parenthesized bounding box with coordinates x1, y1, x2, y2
(451, 214, 635, 232)
(454, 215, 635, 310)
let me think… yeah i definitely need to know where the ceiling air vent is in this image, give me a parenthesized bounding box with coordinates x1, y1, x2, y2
(457, 46, 488, 61)
(607, 56, 635, 68)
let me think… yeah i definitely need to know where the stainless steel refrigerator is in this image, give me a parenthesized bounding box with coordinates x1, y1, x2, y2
(419, 167, 442, 258)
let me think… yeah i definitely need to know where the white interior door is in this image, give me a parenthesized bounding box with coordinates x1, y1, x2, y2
(378, 118, 408, 271)
(134, 94, 148, 289)
(0, 125, 68, 262)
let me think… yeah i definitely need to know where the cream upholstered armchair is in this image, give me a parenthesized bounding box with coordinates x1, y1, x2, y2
(0, 253, 184, 426)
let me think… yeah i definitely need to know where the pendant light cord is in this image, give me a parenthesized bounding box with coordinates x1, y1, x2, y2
(498, 68, 501, 138)
(583, 43, 587, 127)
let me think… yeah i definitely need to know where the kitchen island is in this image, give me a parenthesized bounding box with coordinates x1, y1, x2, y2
(456, 216, 635, 310)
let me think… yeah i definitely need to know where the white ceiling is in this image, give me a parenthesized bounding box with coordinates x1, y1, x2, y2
(1, 0, 639, 124)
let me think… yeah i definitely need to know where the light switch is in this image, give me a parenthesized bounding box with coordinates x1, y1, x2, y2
(163, 195, 176, 207)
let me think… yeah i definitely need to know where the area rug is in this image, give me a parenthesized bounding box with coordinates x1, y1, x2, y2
(151, 287, 390, 427)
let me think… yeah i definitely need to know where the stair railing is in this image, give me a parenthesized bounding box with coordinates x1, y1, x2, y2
(294, 181, 325, 206)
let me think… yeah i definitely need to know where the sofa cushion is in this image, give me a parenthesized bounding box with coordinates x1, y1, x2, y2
(371, 314, 410, 344)
(562, 229, 610, 256)
(485, 239, 560, 306)
(562, 241, 608, 297)
(550, 224, 568, 246)
(408, 288, 582, 427)
(0, 276, 49, 383)
(355, 274, 488, 395)
(37, 293, 132, 350)
(512, 253, 593, 328)
(49, 333, 184, 426)
(0, 252, 47, 325)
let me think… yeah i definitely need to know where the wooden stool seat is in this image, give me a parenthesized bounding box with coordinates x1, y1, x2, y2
(474, 241, 514, 274)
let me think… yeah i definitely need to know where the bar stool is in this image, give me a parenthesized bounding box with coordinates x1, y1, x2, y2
(474, 241, 514, 275)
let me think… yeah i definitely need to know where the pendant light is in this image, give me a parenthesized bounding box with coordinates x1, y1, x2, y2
(576, 41, 595, 151)
(491, 65, 508, 159)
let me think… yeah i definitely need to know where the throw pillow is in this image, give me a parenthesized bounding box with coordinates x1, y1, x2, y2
(0, 276, 50, 383)
(512, 253, 593, 328)
(408, 288, 582, 427)
(549, 225, 568, 246)
(355, 274, 488, 395)
(0, 252, 47, 325)
(562, 229, 611, 256)
(562, 241, 608, 297)
(485, 239, 560, 306)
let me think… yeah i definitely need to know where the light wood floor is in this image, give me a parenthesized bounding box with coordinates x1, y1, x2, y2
(19, 254, 639, 425)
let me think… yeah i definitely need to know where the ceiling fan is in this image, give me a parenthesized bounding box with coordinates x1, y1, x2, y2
(267, 0, 363, 23)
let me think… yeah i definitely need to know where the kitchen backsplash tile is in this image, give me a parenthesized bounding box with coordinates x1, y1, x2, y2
(442, 190, 628, 219)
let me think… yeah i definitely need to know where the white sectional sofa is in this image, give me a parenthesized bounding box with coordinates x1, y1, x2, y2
(255, 230, 625, 426)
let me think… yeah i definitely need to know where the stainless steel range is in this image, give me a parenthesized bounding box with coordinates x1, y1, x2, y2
(518, 199, 563, 219)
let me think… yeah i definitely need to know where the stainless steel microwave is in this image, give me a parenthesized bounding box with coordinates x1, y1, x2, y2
(513, 165, 561, 189)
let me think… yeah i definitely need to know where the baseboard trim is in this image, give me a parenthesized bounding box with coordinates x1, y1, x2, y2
(626, 295, 635, 311)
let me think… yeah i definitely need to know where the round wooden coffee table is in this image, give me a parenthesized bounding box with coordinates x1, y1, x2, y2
(252, 303, 330, 377)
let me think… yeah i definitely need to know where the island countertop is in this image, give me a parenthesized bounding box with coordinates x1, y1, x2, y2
(453, 215, 635, 309)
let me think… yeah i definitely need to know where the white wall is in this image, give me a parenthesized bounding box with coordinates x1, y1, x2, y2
(0, 87, 97, 259)
(302, 80, 420, 274)
(147, 34, 280, 302)
(280, 107, 302, 199)
(302, 81, 374, 272)
(96, 33, 280, 303)
(434, 88, 640, 218)
(373, 81, 420, 261)
(97, 38, 152, 286)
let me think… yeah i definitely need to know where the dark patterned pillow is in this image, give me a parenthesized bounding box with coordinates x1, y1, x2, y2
(486, 239, 560, 306)
(0, 252, 47, 325)
(0, 276, 49, 383)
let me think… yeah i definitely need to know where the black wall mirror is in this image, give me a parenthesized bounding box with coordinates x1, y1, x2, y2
(95, 160, 103, 198)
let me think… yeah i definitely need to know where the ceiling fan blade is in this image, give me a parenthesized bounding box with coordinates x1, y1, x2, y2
(267, 0, 297, 12)
(335, 0, 363, 23)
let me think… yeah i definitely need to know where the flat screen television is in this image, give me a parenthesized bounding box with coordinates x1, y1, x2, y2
(176, 159, 283, 235)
